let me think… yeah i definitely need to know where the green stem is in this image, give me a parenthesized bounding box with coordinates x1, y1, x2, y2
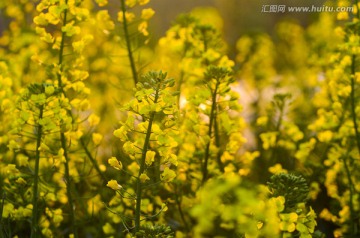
(56, 3, 78, 237)
(349, 54, 360, 236)
(202, 80, 219, 184)
(61, 133, 78, 238)
(57, 0, 69, 89)
(343, 155, 357, 235)
(31, 105, 44, 238)
(120, 0, 138, 85)
(80, 138, 108, 182)
(350, 55, 360, 155)
(174, 186, 189, 232)
(0, 192, 4, 231)
(176, 45, 189, 106)
(134, 88, 160, 233)
(269, 104, 285, 165)
(214, 115, 224, 173)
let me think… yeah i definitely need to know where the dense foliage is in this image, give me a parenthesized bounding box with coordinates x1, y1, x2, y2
(0, 0, 359, 237)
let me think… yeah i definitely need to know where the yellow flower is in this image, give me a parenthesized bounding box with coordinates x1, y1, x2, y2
(318, 130, 333, 143)
(125, 0, 137, 8)
(107, 180, 122, 190)
(141, 8, 155, 20)
(72, 34, 94, 53)
(88, 114, 100, 127)
(268, 163, 288, 174)
(270, 196, 285, 212)
(113, 126, 128, 141)
(256, 116, 268, 126)
(95, 0, 108, 7)
(337, 12, 348, 20)
(138, 21, 149, 36)
(2, 203, 14, 218)
(16, 177, 27, 185)
(17, 154, 29, 166)
(117, 11, 135, 23)
(102, 223, 115, 235)
(108, 157, 123, 170)
(6, 164, 19, 174)
(139, 0, 149, 5)
(92, 133, 103, 145)
(160, 167, 176, 182)
(45, 85, 55, 95)
(61, 21, 81, 37)
(140, 173, 150, 183)
(96, 10, 115, 31)
(33, 13, 48, 25)
(145, 150, 156, 166)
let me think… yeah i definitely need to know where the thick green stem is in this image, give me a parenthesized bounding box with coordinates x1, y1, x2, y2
(120, 0, 138, 85)
(134, 89, 160, 233)
(31, 105, 44, 238)
(61, 133, 78, 238)
(202, 80, 219, 184)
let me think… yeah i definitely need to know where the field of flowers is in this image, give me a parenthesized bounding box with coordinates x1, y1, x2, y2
(0, 0, 359, 237)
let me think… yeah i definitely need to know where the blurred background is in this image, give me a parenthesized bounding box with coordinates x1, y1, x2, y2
(148, 0, 328, 52)
(0, 0, 330, 50)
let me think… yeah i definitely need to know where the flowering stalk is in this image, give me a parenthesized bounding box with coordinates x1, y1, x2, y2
(346, 49, 359, 237)
(120, 0, 138, 85)
(55, 1, 78, 236)
(134, 91, 158, 232)
(202, 79, 219, 184)
(111, 71, 178, 234)
(350, 55, 360, 154)
(60, 132, 78, 238)
(57, 0, 69, 89)
(30, 104, 43, 238)
(202, 66, 232, 184)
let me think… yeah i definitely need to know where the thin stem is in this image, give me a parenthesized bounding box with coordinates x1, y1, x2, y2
(349, 54, 360, 236)
(61, 133, 78, 238)
(354, 0, 360, 19)
(0, 192, 5, 236)
(134, 88, 160, 233)
(80, 138, 108, 182)
(56, 3, 78, 237)
(214, 114, 224, 173)
(57, 0, 69, 89)
(269, 104, 285, 165)
(176, 45, 189, 107)
(350, 55, 360, 155)
(31, 105, 44, 238)
(174, 186, 189, 232)
(342, 155, 357, 235)
(120, 0, 138, 85)
(202, 80, 220, 184)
